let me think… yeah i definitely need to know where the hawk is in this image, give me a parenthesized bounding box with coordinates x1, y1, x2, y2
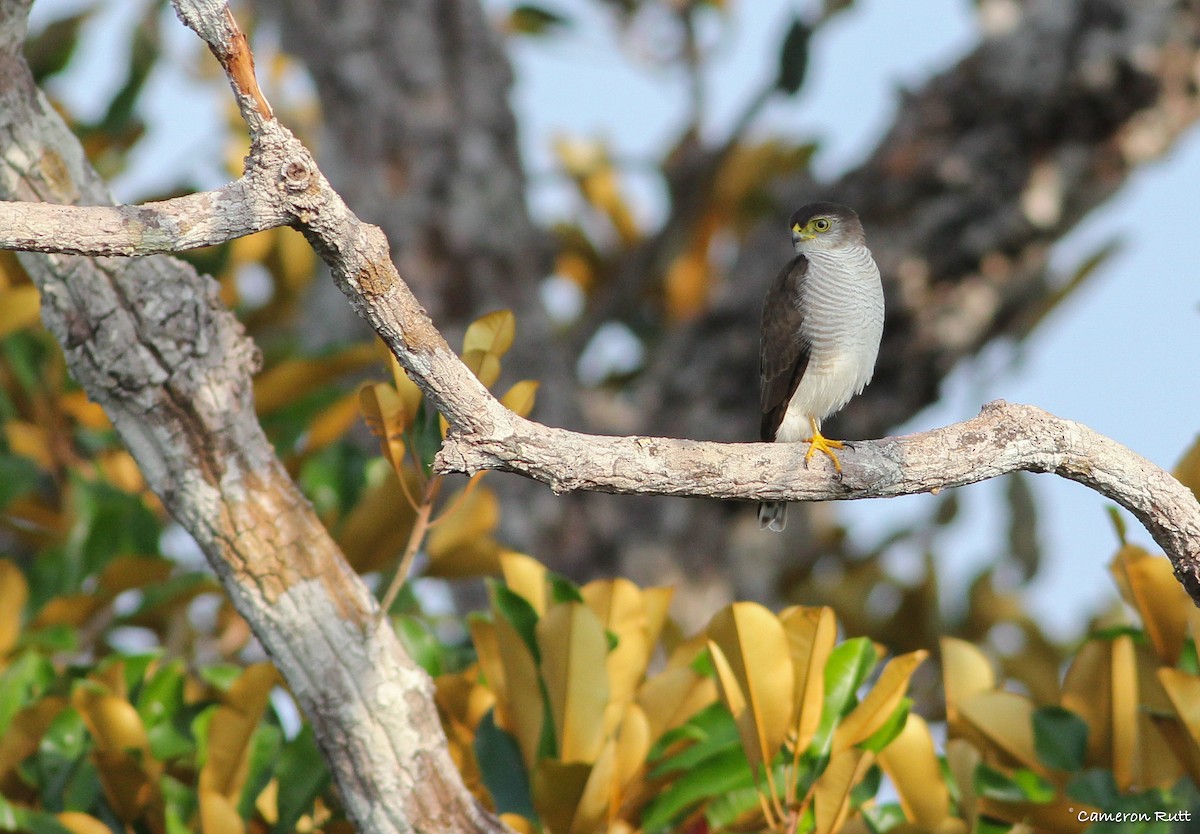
(758, 202, 885, 532)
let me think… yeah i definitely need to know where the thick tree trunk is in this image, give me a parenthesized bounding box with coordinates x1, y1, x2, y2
(0, 3, 503, 831)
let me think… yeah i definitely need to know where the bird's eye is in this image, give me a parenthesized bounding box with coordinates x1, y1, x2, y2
(812, 218, 831, 232)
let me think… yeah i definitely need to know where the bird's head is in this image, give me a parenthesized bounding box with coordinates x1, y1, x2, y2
(789, 202, 866, 252)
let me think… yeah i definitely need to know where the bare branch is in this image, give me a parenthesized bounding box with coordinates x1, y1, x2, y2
(0, 179, 284, 255)
(435, 399, 1200, 604)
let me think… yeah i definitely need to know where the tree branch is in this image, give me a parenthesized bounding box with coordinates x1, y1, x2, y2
(7, 5, 1195, 612)
(0, 1, 504, 832)
(0, 1, 1198, 830)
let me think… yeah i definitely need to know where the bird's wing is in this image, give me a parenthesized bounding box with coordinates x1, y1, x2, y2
(760, 254, 810, 442)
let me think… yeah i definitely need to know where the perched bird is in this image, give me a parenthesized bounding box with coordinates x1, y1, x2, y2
(758, 202, 884, 532)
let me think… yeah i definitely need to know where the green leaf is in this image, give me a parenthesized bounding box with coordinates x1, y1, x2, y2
(0, 651, 56, 735)
(238, 723, 283, 819)
(24, 12, 88, 82)
(1066, 768, 1120, 808)
(162, 774, 199, 834)
(641, 745, 754, 831)
(197, 663, 244, 692)
(272, 724, 330, 834)
(703, 762, 790, 830)
(489, 582, 542, 663)
(849, 762, 883, 808)
(974, 763, 1027, 803)
(974, 763, 1055, 803)
(649, 702, 739, 777)
(474, 710, 535, 819)
(858, 698, 911, 753)
(0, 453, 40, 510)
(33, 708, 100, 812)
(860, 802, 907, 834)
(297, 441, 369, 518)
(810, 637, 877, 757)
(776, 18, 812, 95)
(546, 573, 584, 605)
(1033, 705, 1089, 771)
(0, 794, 74, 834)
(508, 4, 571, 36)
(393, 615, 444, 677)
(409, 401, 443, 475)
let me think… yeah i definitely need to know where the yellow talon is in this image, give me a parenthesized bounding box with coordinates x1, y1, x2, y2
(804, 419, 844, 473)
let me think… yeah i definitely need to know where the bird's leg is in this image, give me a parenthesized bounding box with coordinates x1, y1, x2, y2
(804, 417, 844, 473)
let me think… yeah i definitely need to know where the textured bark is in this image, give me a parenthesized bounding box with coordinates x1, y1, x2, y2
(0, 2, 503, 832)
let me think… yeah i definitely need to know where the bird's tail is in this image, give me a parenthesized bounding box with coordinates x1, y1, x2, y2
(757, 501, 787, 532)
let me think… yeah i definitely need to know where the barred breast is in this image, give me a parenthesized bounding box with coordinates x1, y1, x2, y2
(775, 245, 884, 443)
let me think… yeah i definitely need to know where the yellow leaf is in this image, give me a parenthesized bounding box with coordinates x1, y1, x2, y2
(199, 789, 246, 834)
(98, 555, 173, 596)
(500, 551, 548, 616)
(253, 342, 378, 414)
(780, 606, 837, 753)
(707, 602, 794, 774)
(495, 616, 544, 769)
(97, 450, 145, 494)
(977, 797, 1092, 833)
(0, 284, 40, 336)
(663, 214, 718, 320)
(637, 666, 717, 744)
(469, 619, 509, 727)
(612, 703, 651, 797)
(0, 697, 67, 781)
(335, 469, 417, 573)
(813, 748, 874, 834)
(463, 309, 516, 358)
(1160, 668, 1200, 745)
(463, 348, 502, 388)
(1148, 707, 1200, 787)
(957, 691, 1041, 772)
(1061, 640, 1112, 772)
(301, 390, 363, 453)
(34, 593, 106, 628)
(640, 586, 674, 649)
(945, 739, 980, 825)
(877, 713, 948, 828)
(426, 487, 502, 577)
(940, 637, 995, 725)
(582, 578, 654, 726)
(537, 602, 610, 763)
(58, 390, 110, 430)
(833, 650, 928, 754)
(1174, 434, 1200, 502)
(570, 739, 617, 834)
(6, 420, 53, 470)
(1111, 633, 1138, 790)
(501, 379, 539, 418)
(73, 686, 149, 753)
(1110, 544, 1191, 664)
(56, 812, 112, 834)
(532, 760, 591, 834)
(499, 813, 538, 834)
(201, 663, 278, 801)
(0, 559, 28, 655)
